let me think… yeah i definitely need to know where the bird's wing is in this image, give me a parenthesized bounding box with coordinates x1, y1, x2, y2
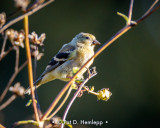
(34, 44, 76, 85)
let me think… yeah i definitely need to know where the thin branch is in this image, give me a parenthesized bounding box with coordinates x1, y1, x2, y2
(0, 35, 15, 61)
(24, 16, 39, 122)
(0, 60, 28, 102)
(142, 0, 159, 18)
(40, 1, 160, 121)
(0, 0, 54, 33)
(47, 87, 72, 120)
(0, 46, 14, 61)
(0, 95, 17, 111)
(33, 47, 37, 81)
(128, 0, 134, 24)
(15, 47, 19, 72)
(33, 46, 42, 116)
(34, 52, 42, 119)
(136, 1, 160, 24)
(1, 34, 7, 54)
(19, 60, 28, 71)
(61, 74, 97, 128)
(83, 86, 99, 96)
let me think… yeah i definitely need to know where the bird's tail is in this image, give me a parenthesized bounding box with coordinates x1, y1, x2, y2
(24, 77, 42, 95)
(24, 86, 35, 95)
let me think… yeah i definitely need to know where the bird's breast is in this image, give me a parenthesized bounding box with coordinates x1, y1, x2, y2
(76, 49, 94, 66)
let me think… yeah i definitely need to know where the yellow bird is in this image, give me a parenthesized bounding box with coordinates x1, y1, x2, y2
(25, 32, 100, 94)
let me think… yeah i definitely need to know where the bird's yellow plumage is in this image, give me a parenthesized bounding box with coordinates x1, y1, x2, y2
(25, 32, 100, 95)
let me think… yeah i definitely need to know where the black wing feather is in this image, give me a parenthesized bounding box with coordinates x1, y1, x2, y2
(34, 46, 76, 85)
(56, 53, 70, 59)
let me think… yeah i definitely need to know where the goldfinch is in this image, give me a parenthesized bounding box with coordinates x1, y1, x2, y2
(25, 32, 100, 94)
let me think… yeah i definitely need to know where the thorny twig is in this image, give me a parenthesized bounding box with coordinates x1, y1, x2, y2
(0, 0, 54, 33)
(40, 0, 160, 122)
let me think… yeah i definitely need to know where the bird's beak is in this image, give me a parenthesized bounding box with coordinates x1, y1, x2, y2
(92, 40, 101, 45)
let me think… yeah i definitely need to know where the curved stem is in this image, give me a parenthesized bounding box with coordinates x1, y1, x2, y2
(83, 86, 99, 96)
(141, 0, 159, 18)
(47, 87, 72, 120)
(136, 1, 160, 24)
(61, 74, 96, 128)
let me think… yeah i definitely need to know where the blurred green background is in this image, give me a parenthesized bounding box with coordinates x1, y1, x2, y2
(0, 0, 160, 127)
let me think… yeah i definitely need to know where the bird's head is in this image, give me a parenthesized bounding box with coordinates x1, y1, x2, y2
(71, 32, 100, 49)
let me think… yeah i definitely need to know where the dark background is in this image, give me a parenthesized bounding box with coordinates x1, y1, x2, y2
(0, 0, 160, 128)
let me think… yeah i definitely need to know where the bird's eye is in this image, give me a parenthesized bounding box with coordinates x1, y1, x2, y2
(85, 37, 90, 40)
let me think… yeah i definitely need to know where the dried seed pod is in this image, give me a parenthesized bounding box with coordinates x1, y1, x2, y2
(0, 12, 6, 28)
(30, 44, 44, 60)
(6, 29, 25, 48)
(9, 82, 25, 97)
(29, 31, 46, 46)
(14, 0, 31, 11)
